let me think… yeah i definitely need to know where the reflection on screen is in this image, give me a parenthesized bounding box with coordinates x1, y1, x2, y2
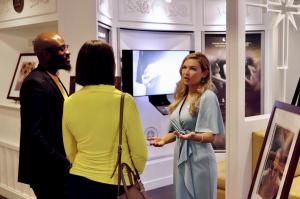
(132, 50, 190, 96)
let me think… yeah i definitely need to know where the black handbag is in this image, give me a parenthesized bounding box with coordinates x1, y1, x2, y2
(111, 93, 149, 199)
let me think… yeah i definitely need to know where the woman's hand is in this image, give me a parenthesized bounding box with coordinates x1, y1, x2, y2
(147, 137, 166, 147)
(174, 131, 195, 140)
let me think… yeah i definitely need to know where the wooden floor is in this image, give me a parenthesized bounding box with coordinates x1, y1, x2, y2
(0, 185, 174, 199)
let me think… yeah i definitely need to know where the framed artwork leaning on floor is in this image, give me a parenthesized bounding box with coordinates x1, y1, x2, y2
(248, 101, 300, 199)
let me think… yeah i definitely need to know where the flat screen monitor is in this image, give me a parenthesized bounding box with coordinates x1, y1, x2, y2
(121, 50, 192, 96)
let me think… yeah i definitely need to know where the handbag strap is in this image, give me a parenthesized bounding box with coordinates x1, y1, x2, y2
(111, 93, 144, 198)
(110, 93, 125, 198)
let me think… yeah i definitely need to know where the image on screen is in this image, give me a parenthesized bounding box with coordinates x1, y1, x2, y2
(131, 50, 190, 96)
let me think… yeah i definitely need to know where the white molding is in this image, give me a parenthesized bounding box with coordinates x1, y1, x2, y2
(118, 0, 193, 25)
(0, 102, 20, 110)
(0, 184, 34, 199)
(203, 0, 263, 26)
(0, 13, 58, 29)
(0, 0, 57, 22)
(203, 0, 226, 26)
(0, 140, 19, 151)
(0, 141, 34, 199)
(143, 175, 173, 191)
(141, 156, 174, 191)
(97, 0, 113, 19)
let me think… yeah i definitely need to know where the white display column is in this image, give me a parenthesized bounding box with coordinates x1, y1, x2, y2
(226, 0, 247, 198)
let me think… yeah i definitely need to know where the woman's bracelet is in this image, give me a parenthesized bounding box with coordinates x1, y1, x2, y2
(200, 134, 204, 142)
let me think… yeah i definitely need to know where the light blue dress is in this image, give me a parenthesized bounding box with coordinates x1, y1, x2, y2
(168, 90, 224, 199)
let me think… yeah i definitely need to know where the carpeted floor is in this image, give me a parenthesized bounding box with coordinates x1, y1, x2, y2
(0, 185, 174, 199)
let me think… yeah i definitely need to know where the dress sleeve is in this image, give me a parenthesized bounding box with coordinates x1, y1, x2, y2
(167, 121, 175, 132)
(195, 90, 225, 134)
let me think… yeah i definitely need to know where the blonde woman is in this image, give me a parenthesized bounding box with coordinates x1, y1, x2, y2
(148, 52, 224, 199)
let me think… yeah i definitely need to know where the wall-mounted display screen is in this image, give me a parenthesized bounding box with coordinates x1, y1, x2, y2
(121, 50, 192, 96)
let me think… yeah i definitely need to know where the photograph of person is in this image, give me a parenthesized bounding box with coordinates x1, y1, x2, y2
(148, 52, 225, 199)
(257, 124, 294, 199)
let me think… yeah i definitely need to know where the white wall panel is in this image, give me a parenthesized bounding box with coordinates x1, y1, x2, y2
(286, 16, 300, 103)
(118, 0, 193, 25)
(203, 0, 263, 26)
(0, 141, 35, 199)
(97, 0, 113, 26)
(98, 0, 113, 19)
(0, 0, 56, 22)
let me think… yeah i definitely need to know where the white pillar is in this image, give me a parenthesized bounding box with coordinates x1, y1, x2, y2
(226, 0, 247, 198)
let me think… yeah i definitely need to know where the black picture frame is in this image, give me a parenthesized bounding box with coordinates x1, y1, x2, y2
(291, 77, 300, 107)
(7, 53, 38, 100)
(248, 101, 300, 199)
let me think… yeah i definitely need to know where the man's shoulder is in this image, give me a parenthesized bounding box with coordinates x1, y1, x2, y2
(24, 67, 47, 82)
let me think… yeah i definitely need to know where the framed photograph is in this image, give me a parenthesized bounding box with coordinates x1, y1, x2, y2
(7, 53, 38, 100)
(248, 101, 300, 199)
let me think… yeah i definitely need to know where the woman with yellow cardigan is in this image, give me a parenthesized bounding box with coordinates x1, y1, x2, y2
(62, 40, 147, 199)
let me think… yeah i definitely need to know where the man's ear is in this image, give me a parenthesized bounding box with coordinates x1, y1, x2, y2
(41, 50, 52, 61)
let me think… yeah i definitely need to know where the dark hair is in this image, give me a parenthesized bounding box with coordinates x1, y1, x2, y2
(76, 40, 115, 86)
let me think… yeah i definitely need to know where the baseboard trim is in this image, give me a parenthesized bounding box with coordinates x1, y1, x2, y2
(0, 184, 33, 199)
(143, 175, 173, 191)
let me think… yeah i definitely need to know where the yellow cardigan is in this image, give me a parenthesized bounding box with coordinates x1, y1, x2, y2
(62, 85, 147, 185)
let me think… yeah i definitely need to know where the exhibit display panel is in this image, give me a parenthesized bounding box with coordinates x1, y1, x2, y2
(203, 31, 264, 118)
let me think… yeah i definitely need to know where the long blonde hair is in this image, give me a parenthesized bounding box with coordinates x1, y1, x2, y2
(168, 52, 213, 116)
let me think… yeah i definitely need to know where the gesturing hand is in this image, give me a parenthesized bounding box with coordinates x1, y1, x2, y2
(147, 137, 166, 147)
(174, 131, 195, 140)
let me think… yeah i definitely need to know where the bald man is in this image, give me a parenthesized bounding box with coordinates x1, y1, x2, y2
(18, 32, 71, 199)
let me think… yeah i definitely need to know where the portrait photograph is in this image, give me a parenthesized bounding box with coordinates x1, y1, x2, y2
(7, 53, 38, 100)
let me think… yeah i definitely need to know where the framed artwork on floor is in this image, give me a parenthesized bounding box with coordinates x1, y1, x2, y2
(248, 101, 300, 199)
(7, 53, 38, 100)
